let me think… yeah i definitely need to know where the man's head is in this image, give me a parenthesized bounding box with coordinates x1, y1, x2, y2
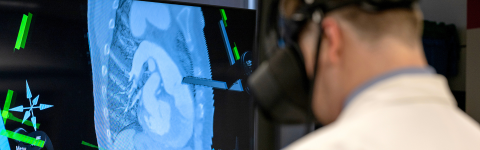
(286, 0, 428, 124)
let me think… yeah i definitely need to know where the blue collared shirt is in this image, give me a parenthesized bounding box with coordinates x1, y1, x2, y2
(343, 66, 436, 109)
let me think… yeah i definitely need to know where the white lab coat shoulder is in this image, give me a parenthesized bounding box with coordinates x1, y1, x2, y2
(285, 74, 480, 150)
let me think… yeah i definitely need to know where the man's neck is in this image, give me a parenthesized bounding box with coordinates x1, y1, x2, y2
(341, 38, 427, 109)
(362, 37, 426, 76)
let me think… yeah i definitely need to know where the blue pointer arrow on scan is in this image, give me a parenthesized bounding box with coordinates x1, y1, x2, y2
(228, 79, 243, 92)
(182, 77, 228, 89)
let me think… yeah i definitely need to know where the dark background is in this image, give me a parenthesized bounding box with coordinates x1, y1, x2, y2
(0, 0, 97, 149)
(200, 4, 256, 150)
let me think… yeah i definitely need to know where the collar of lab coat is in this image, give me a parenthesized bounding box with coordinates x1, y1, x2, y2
(339, 69, 456, 122)
(284, 73, 463, 150)
(343, 66, 437, 109)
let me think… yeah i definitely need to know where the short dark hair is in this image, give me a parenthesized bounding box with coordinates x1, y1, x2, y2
(331, 5, 423, 45)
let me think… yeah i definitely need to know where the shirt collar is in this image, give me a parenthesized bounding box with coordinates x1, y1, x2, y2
(343, 66, 436, 109)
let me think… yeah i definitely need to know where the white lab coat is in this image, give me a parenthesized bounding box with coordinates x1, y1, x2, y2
(285, 74, 480, 150)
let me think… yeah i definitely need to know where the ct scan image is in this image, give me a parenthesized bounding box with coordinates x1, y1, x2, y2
(89, 0, 214, 149)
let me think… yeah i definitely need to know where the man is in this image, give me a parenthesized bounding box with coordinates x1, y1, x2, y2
(282, 0, 480, 149)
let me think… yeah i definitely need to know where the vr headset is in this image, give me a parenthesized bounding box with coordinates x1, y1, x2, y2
(248, 0, 418, 124)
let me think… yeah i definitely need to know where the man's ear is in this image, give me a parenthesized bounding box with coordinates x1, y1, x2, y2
(320, 17, 343, 65)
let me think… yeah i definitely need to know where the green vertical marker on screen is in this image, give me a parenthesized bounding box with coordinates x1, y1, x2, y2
(14, 13, 33, 51)
(233, 42, 240, 60)
(220, 9, 227, 27)
(21, 13, 33, 48)
(2, 90, 14, 124)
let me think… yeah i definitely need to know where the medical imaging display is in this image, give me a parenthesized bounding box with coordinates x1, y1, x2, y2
(0, 0, 255, 149)
(88, 0, 256, 150)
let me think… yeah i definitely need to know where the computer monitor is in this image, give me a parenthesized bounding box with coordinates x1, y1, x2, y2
(0, 0, 256, 149)
(89, 0, 256, 149)
(0, 0, 93, 149)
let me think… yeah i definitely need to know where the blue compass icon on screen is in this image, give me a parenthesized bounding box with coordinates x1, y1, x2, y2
(9, 80, 53, 131)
